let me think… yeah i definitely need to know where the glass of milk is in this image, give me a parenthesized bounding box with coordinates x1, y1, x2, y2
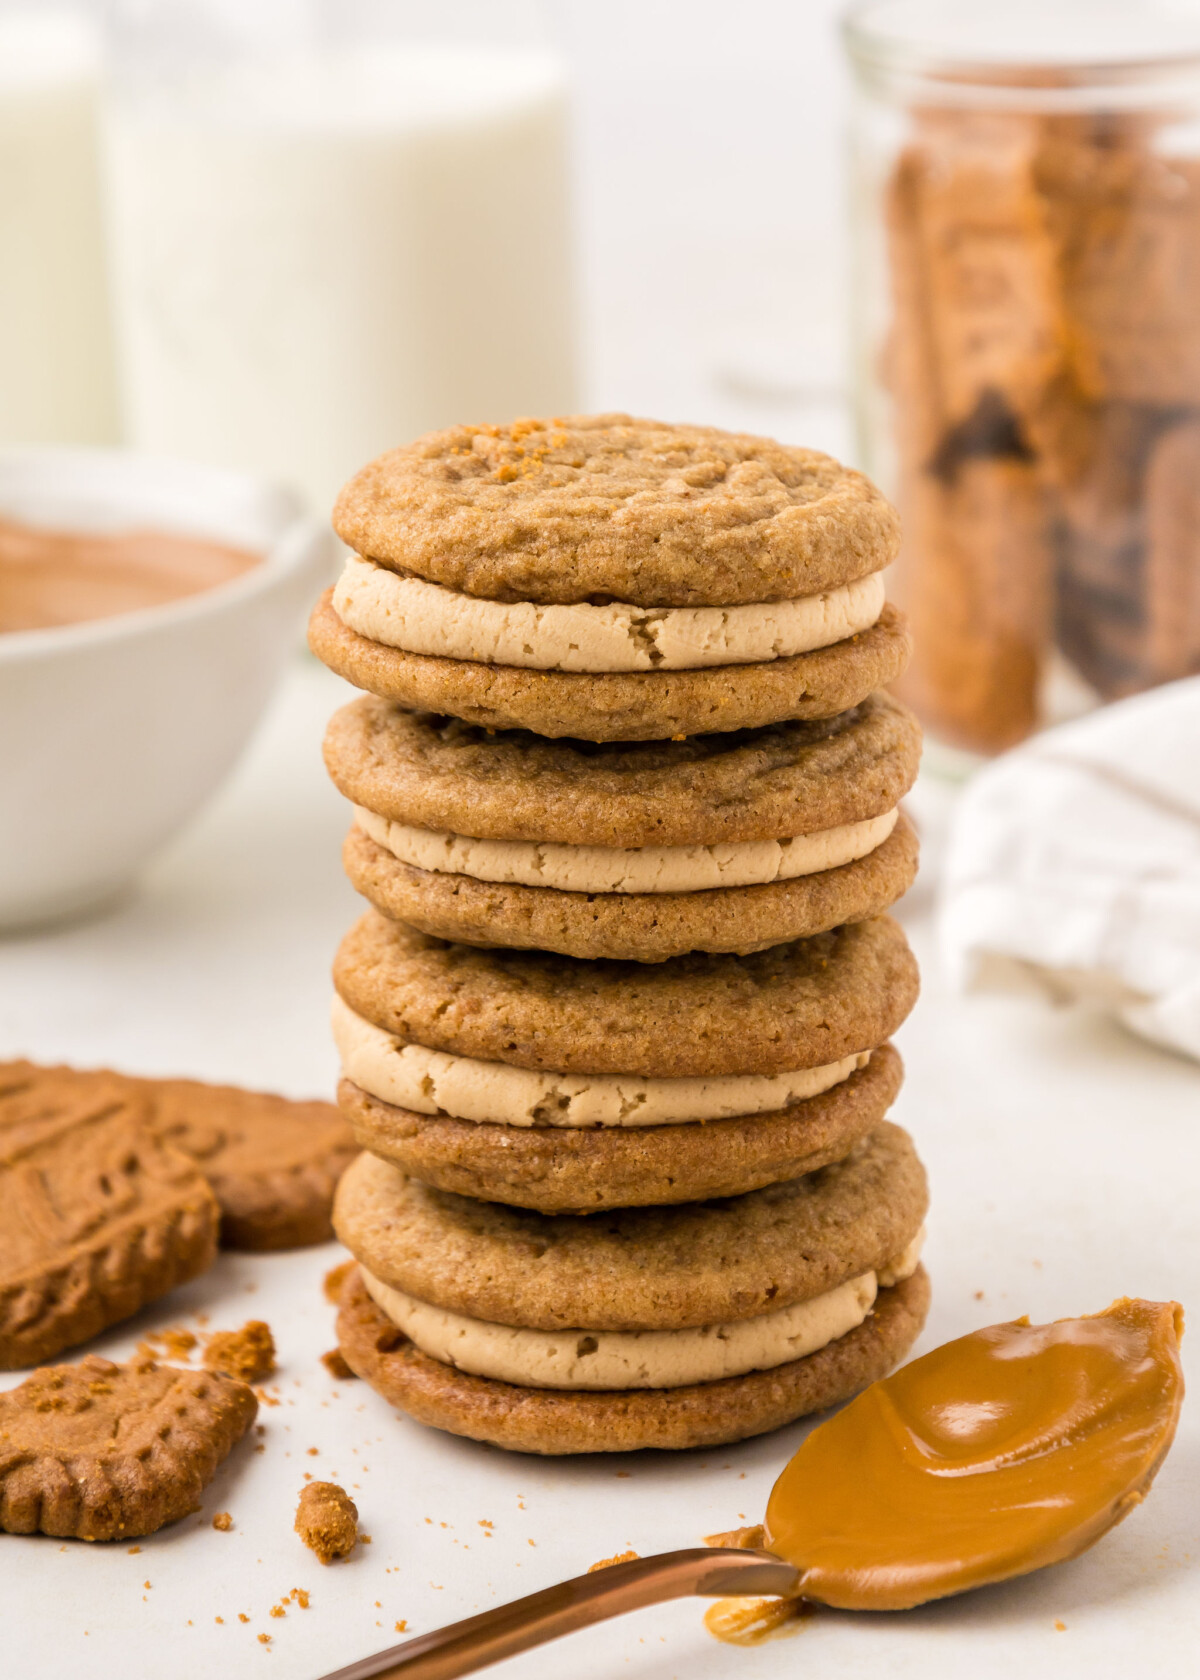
(104, 1, 578, 514)
(0, 7, 119, 446)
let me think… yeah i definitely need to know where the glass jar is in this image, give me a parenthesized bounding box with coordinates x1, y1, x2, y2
(845, 0, 1200, 756)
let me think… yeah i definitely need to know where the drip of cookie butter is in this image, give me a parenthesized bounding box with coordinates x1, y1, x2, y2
(763, 1297, 1184, 1612)
(352, 805, 898, 895)
(332, 555, 886, 671)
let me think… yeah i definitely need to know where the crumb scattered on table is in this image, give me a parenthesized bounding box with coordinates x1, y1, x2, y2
(139, 1327, 198, 1362)
(212, 1512, 233, 1532)
(323, 1260, 355, 1304)
(321, 1348, 356, 1380)
(395, 1620, 408, 1632)
(205, 1321, 276, 1384)
(295, 1481, 359, 1564)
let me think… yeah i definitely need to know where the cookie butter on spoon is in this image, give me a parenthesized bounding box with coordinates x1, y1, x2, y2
(759, 1295, 1185, 1615)
(315, 1298, 1183, 1680)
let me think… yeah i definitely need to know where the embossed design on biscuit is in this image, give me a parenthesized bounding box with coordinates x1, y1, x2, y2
(0, 1354, 257, 1539)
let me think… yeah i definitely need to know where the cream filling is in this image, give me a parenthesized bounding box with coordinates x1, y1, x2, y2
(354, 805, 898, 895)
(360, 1228, 924, 1390)
(332, 554, 886, 672)
(332, 995, 868, 1129)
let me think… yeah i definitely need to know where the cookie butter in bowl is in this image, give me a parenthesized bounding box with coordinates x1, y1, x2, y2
(0, 449, 336, 928)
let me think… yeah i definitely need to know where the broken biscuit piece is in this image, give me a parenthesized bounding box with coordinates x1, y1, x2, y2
(0, 1354, 256, 1540)
(204, 1321, 276, 1385)
(295, 1481, 359, 1564)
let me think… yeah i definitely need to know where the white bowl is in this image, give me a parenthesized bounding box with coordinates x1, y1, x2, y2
(0, 449, 338, 930)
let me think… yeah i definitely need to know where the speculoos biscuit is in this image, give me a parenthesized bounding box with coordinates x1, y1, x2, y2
(138, 1078, 357, 1252)
(0, 1062, 219, 1369)
(0, 1353, 257, 1538)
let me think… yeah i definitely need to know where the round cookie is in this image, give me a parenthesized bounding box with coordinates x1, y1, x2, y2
(324, 693, 921, 847)
(341, 813, 918, 962)
(333, 417, 901, 609)
(333, 910, 919, 1077)
(309, 591, 911, 742)
(332, 1121, 927, 1331)
(335, 1262, 930, 1454)
(336, 1042, 903, 1213)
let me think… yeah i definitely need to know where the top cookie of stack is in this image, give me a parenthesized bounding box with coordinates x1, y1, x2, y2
(310, 413, 909, 741)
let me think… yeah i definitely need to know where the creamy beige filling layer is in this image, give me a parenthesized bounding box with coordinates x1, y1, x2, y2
(332, 996, 869, 1129)
(354, 805, 898, 895)
(360, 1228, 924, 1390)
(332, 555, 886, 672)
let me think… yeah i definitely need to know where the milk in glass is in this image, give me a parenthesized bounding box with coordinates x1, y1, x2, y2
(105, 44, 577, 513)
(0, 10, 118, 445)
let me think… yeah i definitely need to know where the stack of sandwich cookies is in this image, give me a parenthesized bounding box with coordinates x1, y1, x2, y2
(308, 414, 930, 1452)
(309, 416, 910, 741)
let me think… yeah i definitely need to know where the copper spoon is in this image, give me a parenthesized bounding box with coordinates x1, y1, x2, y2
(316, 1547, 797, 1680)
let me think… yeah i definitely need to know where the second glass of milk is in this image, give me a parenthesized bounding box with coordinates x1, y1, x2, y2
(105, 11, 577, 515)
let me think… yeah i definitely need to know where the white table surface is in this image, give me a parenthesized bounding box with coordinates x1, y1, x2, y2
(2, 656, 1198, 1680)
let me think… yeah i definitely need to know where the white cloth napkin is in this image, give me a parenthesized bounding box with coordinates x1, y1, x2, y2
(939, 676, 1200, 1061)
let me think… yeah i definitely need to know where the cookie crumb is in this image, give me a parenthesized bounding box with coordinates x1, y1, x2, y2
(1055, 1620, 1067, 1632)
(205, 1321, 276, 1384)
(215, 1617, 224, 1625)
(257, 1633, 271, 1646)
(705, 1524, 765, 1551)
(290, 1589, 310, 1609)
(394, 1620, 408, 1633)
(306, 1446, 319, 1456)
(127, 1546, 141, 1555)
(269, 1605, 286, 1619)
(238, 1614, 250, 1624)
(295, 1481, 359, 1564)
(212, 1512, 233, 1532)
(588, 1550, 639, 1573)
(320, 1348, 356, 1380)
(323, 1260, 355, 1304)
(146, 1327, 198, 1361)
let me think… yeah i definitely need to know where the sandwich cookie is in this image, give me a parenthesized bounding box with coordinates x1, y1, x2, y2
(331, 913, 918, 1211)
(310, 416, 910, 740)
(332, 1122, 930, 1453)
(326, 692, 921, 961)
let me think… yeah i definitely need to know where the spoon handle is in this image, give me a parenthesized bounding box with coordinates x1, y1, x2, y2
(317, 1547, 800, 1680)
